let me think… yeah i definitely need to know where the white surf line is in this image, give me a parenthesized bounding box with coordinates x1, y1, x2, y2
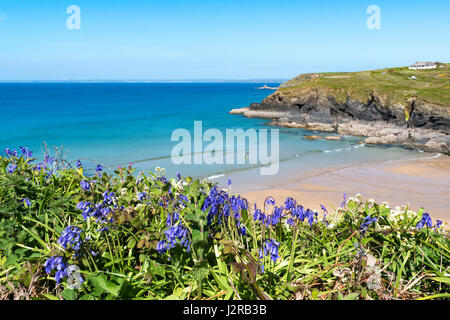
(383, 153, 441, 165)
(207, 173, 226, 180)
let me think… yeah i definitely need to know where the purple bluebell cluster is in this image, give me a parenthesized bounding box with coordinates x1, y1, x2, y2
(138, 192, 148, 201)
(360, 215, 377, 234)
(21, 198, 32, 208)
(260, 239, 280, 263)
(44, 256, 84, 285)
(80, 180, 90, 191)
(76, 192, 117, 231)
(252, 204, 265, 222)
(8, 164, 17, 174)
(5, 147, 56, 177)
(252, 197, 320, 228)
(44, 256, 68, 284)
(265, 196, 276, 206)
(286, 202, 318, 227)
(202, 186, 247, 226)
(45, 255, 84, 285)
(266, 206, 285, 227)
(19, 146, 33, 159)
(238, 225, 247, 236)
(33, 154, 56, 175)
(166, 211, 180, 227)
(4, 148, 18, 157)
(156, 176, 168, 184)
(416, 213, 433, 230)
(156, 222, 191, 254)
(58, 226, 83, 251)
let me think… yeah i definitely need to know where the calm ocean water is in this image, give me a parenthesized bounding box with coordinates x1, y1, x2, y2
(0, 82, 429, 191)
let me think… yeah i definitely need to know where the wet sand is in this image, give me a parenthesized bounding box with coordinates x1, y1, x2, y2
(242, 154, 450, 224)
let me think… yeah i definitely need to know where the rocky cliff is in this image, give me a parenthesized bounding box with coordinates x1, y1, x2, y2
(230, 66, 450, 154)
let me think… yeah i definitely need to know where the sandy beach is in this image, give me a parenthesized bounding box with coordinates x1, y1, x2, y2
(243, 154, 450, 224)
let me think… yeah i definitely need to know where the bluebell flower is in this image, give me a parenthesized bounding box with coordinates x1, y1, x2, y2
(178, 194, 189, 205)
(157, 222, 191, 254)
(260, 239, 280, 263)
(306, 209, 315, 227)
(253, 204, 263, 221)
(44, 255, 70, 284)
(22, 198, 32, 208)
(166, 211, 180, 227)
(321, 204, 328, 214)
(103, 191, 115, 205)
(19, 146, 33, 158)
(156, 240, 169, 254)
(227, 178, 232, 187)
(8, 164, 17, 174)
(157, 176, 168, 183)
(80, 180, 90, 191)
(268, 206, 284, 226)
(58, 226, 83, 251)
(291, 205, 305, 221)
(5, 148, 18, 157)
(284, 197, 296, 211)
(138, 192, 147, 201)
(265, 196, 276, 206)
(341, 193, 347, 208)
(238, 225, 247, 236)
(77, 201, 94, 220)
(360, 215, 377, 234)
(176, 171, 182, 181)
(96, 164, 103, 173)
(76, 160, 82, 168)
(416, 213, 432, 230)
(436, 220, 443, 229)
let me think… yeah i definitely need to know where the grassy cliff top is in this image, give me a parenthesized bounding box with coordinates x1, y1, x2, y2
(280, 63, 450, 107)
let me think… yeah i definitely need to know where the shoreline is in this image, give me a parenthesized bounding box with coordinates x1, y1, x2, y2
(230, 107, 450, 154)
(240, 153, 450, 225)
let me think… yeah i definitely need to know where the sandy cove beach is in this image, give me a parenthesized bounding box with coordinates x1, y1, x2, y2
(243, 154, 450, 224)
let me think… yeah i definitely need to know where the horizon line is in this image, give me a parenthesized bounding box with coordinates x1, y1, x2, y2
(0, 79, 288, 83)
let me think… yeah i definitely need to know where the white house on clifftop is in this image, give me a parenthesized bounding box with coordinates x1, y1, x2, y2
(409, 62, 437, 70)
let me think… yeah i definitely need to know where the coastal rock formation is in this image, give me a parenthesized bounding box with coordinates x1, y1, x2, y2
(230, 68, 450, 154)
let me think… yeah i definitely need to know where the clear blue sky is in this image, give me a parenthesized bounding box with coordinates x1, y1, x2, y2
(0, 0, 449, 80)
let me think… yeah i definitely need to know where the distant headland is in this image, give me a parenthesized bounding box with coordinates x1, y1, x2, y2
(231, 63, 450, 154)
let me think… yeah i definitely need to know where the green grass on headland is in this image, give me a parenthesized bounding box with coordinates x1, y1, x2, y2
(281, 63, 450, 107)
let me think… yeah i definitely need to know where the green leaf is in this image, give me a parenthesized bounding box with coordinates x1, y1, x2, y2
(417, 293, 450, 300)
(87, 273, 122, 298)
(127, 238, 136, 249)
(192, 229, 203, 241)
(60, 289, 77, 300)
(343, 292, 360, 300)
(430, 277, 450, 285)
(192, 260, 209, 281)
(41, 293, 60, 300)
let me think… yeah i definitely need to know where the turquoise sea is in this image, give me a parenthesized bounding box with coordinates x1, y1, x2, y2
(0, 82, 430, 192)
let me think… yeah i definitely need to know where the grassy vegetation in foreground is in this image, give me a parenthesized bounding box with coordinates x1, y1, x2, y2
(0, 147, 449, 300)
(281, 63, 450, 107)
